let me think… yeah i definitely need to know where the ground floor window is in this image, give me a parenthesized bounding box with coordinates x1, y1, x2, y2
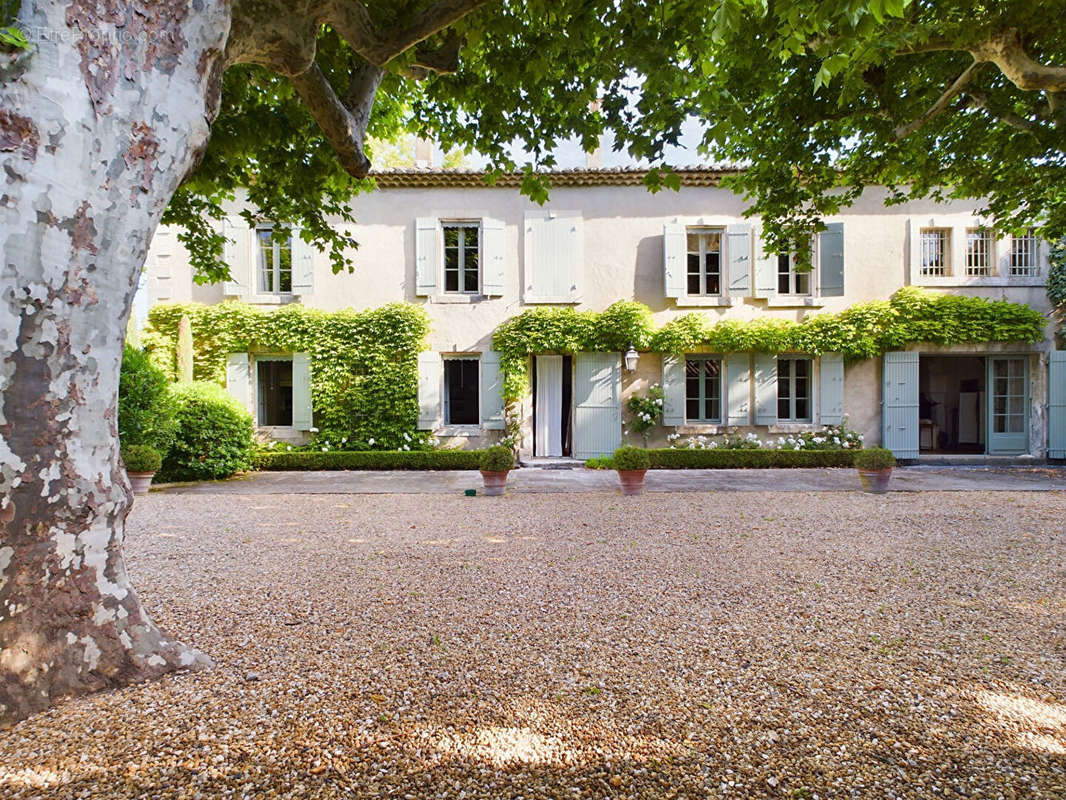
(257, 358, 293, 426)
(685, 356, 722, 422)
(777, 358, 811, 421)
(444, 358, 479, 425)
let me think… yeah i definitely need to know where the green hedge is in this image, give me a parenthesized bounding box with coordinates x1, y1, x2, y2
(646, 449, 856, 469)
(254, 449, 485, 471)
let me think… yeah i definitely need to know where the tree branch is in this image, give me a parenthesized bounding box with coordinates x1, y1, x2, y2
(328, 0, 495, 67)
(894, 60, 979, 139)
(963, 91, 1038, 134)
(289, 59, 383, 179)
(971, 28, 1066, 93)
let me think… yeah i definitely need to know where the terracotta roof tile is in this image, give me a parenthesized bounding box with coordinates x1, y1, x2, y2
(369, 165, 743, 188)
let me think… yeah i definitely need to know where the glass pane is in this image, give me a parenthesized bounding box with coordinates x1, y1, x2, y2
(686, 398, 700, 420)
(707, 396, 721, 423)
(795, 271, 810, 295)
(463, 235, 479, 291)
(795, 398, 809, 420)
(994, 396, 1006, 416)
(687, 272, 701, 295)
(778, 398, 790, 419)
(443, 226, 459, 248)
(794, 359, 810, 378)
(444, 269, 459, 292)
(705, 252, 720, 279)
(687, 233, 700, 253)
(777, 254, 790, 294)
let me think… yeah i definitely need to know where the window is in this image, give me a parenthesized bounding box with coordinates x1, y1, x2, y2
(257, 226, 293, 293)
(686, 229, 722, 296)
(1010, 229, 1038, 277)
(965, 228, 993, 276)
(257, 359, 293, 426)
(777, 252, 811, 295)
(777, 358, 812, 422)
(443, 222, 480, 293)
(684, 356, 722, 423)
(444, 358, 479, 425)
(920, 229, 950, 277)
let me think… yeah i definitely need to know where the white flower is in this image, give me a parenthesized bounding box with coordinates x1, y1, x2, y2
(286, 445, 293, 451)
(403, 444, 410, 451)
(341, 437, 348, 443)
(367, 437, 375, 446)
(321, 446, 328, 452)
(309, 427, 319, 433)
(403, 432, 411, 441)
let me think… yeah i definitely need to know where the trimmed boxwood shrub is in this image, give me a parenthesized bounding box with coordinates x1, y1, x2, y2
(121, 444, 162, 474)
(646, 449, 856, 469)
(254, 449, 485, 471)
(118, 345, 178, 453)
(479, 445, 515, 472)
(853, 447, 896, 471)
(613, 446, 651, 471)
(159, 382, 256, 481)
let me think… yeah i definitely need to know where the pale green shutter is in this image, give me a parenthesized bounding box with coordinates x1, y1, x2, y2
(753, 353, 778, 425)
(226, 353, 252, 415)
(415, 218, 437, 296)
(291, 228, 314, 295)
(754, 232, 777, 298)
(573, 352, 622, 458)
(1048, 351, 1066, 458)
(222, 216, 250, 297)
(882, 351, 919, 458)
(527, 214, 581, 302)
(481, 351, 505, 429)
(291, 353, 313, 430)
(819, 353, 845, 424)
(726, 223, 751, 296)
(482, 218, 506, 296)
(661, 353, 685, 426)
(417, 351, 442, 429)
(663, 223, 686, 299)
(819, 222, 845, 297)
(726, 353, 751, 426)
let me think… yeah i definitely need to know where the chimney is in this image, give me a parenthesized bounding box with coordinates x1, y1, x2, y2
(585, 99, 603, 169)
(414, 137, 435, 168)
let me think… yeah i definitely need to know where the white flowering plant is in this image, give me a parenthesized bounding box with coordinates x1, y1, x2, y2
(625, 383, 664, 446)
(667, 419, 863, 452)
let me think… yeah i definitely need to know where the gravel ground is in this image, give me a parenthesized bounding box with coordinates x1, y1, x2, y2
(1, 491, 1064, 799)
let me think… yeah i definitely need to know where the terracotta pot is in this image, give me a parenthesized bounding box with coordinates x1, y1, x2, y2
(128, 472, 155, 496)
(857, 467, 892, 494)
(480, 470, 510, 496)
(617, 469, 647, 496)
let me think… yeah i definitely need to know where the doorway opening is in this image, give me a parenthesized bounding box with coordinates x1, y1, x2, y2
(532, 355, 573, 457)
(918, 356, 985, 453)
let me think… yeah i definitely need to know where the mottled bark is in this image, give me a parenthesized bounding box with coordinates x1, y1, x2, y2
(0, 0, 229, 726)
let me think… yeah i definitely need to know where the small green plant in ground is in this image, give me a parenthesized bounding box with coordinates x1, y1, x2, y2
(479, 445, 515, 472)
(854, 447, 897, 471)
(160, 382, 256, 481)
(612, 446, 650, 471)
(121, 444, 162, 474)
(624, 383, 664, 445)
(584, 457, 614, 469)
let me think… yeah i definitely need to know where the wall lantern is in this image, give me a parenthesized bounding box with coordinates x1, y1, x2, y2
(624, 345, 639, 373)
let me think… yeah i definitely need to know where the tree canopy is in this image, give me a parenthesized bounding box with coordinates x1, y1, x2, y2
(155, 0, 1066, 279)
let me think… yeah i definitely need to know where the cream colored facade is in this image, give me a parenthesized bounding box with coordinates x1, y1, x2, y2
(140, 168, 1060, 460)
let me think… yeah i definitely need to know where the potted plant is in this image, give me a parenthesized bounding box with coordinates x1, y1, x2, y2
(854, 447, 896, 494)
(613, 445, 650, 496)
(479, 445, 515, 496)
(122, 444, 162, 495)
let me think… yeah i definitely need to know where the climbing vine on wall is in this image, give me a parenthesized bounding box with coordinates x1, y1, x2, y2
(144, 302, 429, 448)
(1049, 240, 1066, 310)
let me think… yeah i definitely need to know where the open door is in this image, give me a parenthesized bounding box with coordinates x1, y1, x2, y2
(573, 352, 622, 459)
(987, 357, 1028, 454)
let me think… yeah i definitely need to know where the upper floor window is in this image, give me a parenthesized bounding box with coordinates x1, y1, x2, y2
(256, 226, 293, 294)
(920, 228, 950, 277)
(443, 221, 480, 293)
(1010, 229, 1038, 277)
(777, 358, 812, 422)
(777, 252, 811, 296)
(685, 356, 723, 423)
(687, 229, 722, 296)
(965, 228, 993, 277)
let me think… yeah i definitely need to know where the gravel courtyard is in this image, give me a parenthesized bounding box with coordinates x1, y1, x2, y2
(1, 492, 1064, 799)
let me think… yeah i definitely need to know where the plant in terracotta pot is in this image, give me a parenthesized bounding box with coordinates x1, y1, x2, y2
(613, 445, 650, 496)
(854, 447, 897, 494)
(122, 444, 162, 495)
(479, 445, 515, 496)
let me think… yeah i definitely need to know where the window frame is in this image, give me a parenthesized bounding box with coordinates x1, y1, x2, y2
(685, 227, 724, 297)
(776, 251, 813, 297)
(1010, 228, 1038, 277)
(255, 224, 294, 295)
(684, 354, 724, 424)
(254, 355, 294, 428)
(777, 357, 813, 423)
(964, 227, 994, 277)
(919, 228, 951, 278)
(441, 220, 482, 295)
(442, 355, 481, 426)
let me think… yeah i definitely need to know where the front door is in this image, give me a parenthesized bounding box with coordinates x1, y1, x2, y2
(534, 355, 564, 457)
(573, 352, 622, 459)
(987, 357, 1028, 454)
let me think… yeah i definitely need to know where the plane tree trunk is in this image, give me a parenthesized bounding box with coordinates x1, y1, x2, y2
(0, 0, 230, 725)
